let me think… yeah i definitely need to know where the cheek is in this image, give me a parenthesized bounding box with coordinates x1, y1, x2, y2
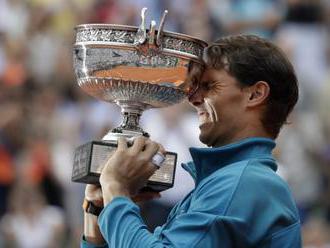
(204, 94, 243, 125)
(204, 98, 219, 123)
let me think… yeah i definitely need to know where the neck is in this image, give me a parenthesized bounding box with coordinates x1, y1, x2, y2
(212, 124, 272, 148)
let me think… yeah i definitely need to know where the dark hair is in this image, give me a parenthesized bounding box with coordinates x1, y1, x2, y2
(203, 35, 299, 138)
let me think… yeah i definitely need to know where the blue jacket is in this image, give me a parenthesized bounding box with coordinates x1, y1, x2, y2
(81, 137, 302, 248)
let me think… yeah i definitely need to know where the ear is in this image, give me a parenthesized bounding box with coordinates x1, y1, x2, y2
(246, 81, 270, 108)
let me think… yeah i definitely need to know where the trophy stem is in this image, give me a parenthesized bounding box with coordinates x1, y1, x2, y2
(104, 101, 150, 141)
(118, 109, 144, 133)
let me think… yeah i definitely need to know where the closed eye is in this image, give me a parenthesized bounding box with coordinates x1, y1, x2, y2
(200, 81, 224, 92)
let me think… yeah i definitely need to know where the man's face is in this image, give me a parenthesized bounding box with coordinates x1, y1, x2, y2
(188, 68, 249, 147)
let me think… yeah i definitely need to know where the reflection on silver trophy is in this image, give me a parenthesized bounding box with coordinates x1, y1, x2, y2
(71, 8, 207, 191)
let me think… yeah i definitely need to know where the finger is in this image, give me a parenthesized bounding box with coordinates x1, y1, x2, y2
(134, 159, 157, 179)
(143, 141, 159, 159)
(146, 161, 158, 175)
(130, 136, 146, 155)
(88, 190, 103, 202)
(117, 137, 128, 151)
(85, 185, 103, 202)
(85, 184, 100, 194)
(158, 144, 166, 156)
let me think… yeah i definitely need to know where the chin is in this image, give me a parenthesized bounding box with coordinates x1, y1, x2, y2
(199, 122, 231, 147)
(199, 123, 215, 147)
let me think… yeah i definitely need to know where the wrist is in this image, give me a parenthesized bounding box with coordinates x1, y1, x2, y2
(84, 213, 106, 245)
(101, 181, 130, 206)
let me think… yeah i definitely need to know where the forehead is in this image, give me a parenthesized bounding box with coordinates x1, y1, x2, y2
(201, 68, 237, 84)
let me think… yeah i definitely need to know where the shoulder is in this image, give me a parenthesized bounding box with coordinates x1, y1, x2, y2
(188, 158, 301, 245)
(223, 158, 300, 237)
(192, 158, 299, 220)
(231, 158, 298, 213)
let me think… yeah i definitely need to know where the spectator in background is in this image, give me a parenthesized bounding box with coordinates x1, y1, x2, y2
(179, 0, 213, 41)
(88, 0, 120, 24)
(0, 183, 65, 248)
(208, 0, 284, 39)
(0, 33, 6, 77)
(1, 38, 27, 87)
(317, 73, 330, 225)
(276, 113, 325, 223)
(302, 217, 330, 247)
(0, 95, 25, 217)
(275, 0, 328, 109)
(0, 0, 29, 41)
(274, 0, 330, 226)
(26, 10, 62, 85)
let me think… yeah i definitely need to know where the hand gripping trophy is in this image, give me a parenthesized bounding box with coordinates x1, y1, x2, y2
(71, 8, 207, 191)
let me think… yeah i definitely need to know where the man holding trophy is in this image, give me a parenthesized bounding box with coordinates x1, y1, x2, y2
(75, 8, 301, 248)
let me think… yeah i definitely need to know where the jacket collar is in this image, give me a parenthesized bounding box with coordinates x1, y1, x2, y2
(182, 137, 276, 185)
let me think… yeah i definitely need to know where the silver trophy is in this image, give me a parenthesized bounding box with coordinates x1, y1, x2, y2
(71, 8, 207, 191)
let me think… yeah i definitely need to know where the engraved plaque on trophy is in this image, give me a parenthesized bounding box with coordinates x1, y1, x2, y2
(71, 8, 207, 192)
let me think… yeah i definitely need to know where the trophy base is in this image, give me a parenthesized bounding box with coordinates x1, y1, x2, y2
(72, 140, 177, 192)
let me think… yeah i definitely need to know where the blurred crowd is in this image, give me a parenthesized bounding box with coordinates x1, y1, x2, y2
(0, 0, 330, 247)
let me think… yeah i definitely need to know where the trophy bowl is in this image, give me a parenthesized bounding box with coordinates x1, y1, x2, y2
(72, 8, 207, 191)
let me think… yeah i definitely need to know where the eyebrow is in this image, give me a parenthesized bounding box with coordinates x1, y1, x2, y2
(200, 80, 225, 85)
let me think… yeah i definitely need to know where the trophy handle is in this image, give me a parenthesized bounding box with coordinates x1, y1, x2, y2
(134, 8, 168, 51)
(134, 7, 148, 45)
(156, 10, 168, 46)
(148, 20, 157, 46)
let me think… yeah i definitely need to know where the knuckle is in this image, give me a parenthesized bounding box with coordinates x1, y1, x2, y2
(144, 138, 155, 146)
(99, 174, 105, 185)
(150, 142, 159, 150)
(126, 152, 135, 160)
(115, 149, 125, 156)
(117, 137, 126, 145)
(158, 144, 166, 154)
(138, 156, 148, 164)
(154, 145, 161, 154)
(136, 136, 146, 143)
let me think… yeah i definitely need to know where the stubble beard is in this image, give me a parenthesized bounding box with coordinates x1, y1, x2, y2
(199, 122, 217, 147)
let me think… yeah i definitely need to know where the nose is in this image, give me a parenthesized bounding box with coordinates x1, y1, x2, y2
(188, 85, 204, 106)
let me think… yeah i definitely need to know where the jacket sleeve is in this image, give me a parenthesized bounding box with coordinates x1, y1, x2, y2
(97, 197, 241, 248)
(80, 236, 109, 248)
